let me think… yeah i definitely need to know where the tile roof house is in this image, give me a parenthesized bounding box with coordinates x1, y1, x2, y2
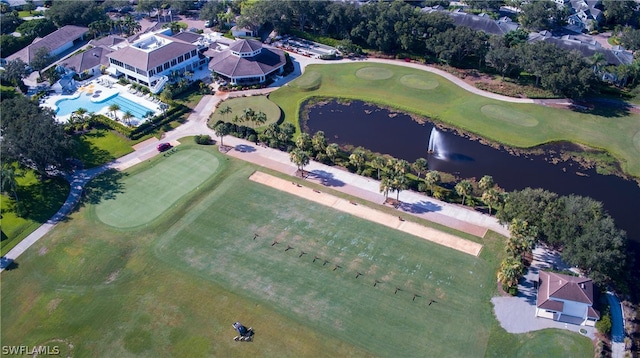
(208, 39, 286, 85)
(535, 271, 600, 326)
(106, 31, 207, 93)
(5, 25, 88, 64)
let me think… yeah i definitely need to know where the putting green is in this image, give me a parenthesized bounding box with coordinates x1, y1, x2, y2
(355, 67, 393, 80)
(400, 74, 439, 90)
(95, 149, 219, 228)
(480, 105, 539, 127)
(291, 70, 321, 91)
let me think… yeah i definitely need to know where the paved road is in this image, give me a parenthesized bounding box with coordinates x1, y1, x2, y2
(3, 53, 544, 271)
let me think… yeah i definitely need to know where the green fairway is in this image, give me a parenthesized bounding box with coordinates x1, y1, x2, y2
(94, 149, 219, 228)
(268, 62, 640, 178)
(209, 95, 281, 128)
(1, 145, 592, 357)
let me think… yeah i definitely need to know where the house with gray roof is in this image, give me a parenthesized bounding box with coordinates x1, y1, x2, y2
(208, 39, 286, 86)
(566, 0, 602, 32)
(57, 46, 113, 78)
(5, 25, 88, 64)
(536, 271, 599, 326)
(529, 31, 633, 66)
(105, 30, 207, 93)
(422, 7, 519, 36)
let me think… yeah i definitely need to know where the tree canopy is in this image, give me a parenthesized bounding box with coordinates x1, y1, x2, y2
(0, 96, 73, 176)
(46, 0, 107, 27)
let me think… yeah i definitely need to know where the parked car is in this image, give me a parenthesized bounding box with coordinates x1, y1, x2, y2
(204, 20, 212, 28)
(157, 142, 172, 152)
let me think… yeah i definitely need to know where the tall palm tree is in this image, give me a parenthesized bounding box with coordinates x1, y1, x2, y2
(219, 105, 232, 122)
(412, 158, 428, 179)
(289, 148, 310, 173)
(325, 143, 339, 164)
(108, 104, 121, 121)
(392, 172, 408, 201)
(1, 164, 19, 204)
(394, 159, 409, 175)
(295, 133, 312, 151)
(213, 122, 230, 147)
(240, 107, 255, 124)
(311, 131, 327, 155)
(497, 256, 524, 289)
(122, 111, 134, 126)
(72, 107, 88, 124)
(349, 148, 366, 173)
(379, 176, 392, 199)
(253, 111, 267, 127)
(478, 175, 494, 193)
(370, 156, 386, 180)
(455, 180, 473, 206)
(481, 188, 501, 215)
(425, 170, 441, 196)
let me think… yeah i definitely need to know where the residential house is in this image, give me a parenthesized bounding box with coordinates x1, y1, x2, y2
(208, 39, 286, 85)
(105, 30, 207, 93)
(4, 25, 88, 65)
(535, 271, 600, 326)
(57, 46, 113, 79)
(529, 31, 633, 66)
(566, 0, 603, 32)
(422, 7, 519, 36)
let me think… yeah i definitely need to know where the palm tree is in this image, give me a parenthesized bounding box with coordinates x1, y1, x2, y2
(295, 132, 312, 151)
(240, 107, 254, 124)
(379, 176, 392, 199)
(412, 158, 428, 179)
(213, 122, 230, 147)
(311, 131, 327, 155)
(325, 143, 339, 163)
(481, 188, 501, 215)
(425, 170, 441, 196)
(72, 107, 88, 124)
(591, 52, 606, 74)
(219, 105, 232, 122)
(289, 148, 310, 174)
(391, 172, 408, 201)
(497, 256, 524, 289)
(455, 180, 473, 206)
(253, 111, 267, 127)
(394, 159, 409, 175)
(122, 111, 134, 126)
(108, 104, 121, 121)
(349, 148, 366, 173)
(1, 164, 19, 204)
(478, 175, 494, 193)
(370, 156, 386, 180)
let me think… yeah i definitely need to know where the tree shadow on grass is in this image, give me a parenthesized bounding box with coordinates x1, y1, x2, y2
(571, 100, 632, 118)
(72, 134, 116, 169)
(81, 169, 127, 206)
(17, 177, 69, 224)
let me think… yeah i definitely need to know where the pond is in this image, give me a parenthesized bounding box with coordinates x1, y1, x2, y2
(302, 99, 640, 245)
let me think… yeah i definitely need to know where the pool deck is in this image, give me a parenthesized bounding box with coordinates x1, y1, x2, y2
(42, 75, 162, 125)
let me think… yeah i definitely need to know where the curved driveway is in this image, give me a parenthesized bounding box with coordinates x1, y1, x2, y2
(2, 53, 525, 271)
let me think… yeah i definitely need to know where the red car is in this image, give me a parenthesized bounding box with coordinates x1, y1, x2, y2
(157, 142, 172, 152)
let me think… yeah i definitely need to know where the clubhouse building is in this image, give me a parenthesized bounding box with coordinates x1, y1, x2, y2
(535, 271, 599, 326)
(106, 32, 208, 93)
(208, 39, 286, 85)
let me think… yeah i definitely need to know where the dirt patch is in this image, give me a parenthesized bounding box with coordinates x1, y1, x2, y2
(249, 171, 483, 256)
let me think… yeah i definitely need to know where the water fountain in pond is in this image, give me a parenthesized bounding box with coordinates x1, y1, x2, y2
(428, 128, 446, 159)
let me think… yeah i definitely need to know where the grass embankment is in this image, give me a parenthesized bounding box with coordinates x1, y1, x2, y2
(72, 128, 136, 168)
(268, 62, 640, 178)
(209, 95, 282, 128)
(1, 144, 591, 357)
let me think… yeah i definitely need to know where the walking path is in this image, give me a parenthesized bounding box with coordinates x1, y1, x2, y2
(3, 52, 542, 271)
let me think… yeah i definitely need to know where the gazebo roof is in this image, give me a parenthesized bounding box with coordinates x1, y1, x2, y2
(209, 46, 285, 79)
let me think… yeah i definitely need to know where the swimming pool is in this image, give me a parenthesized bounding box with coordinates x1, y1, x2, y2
(55, 93, 156, 120)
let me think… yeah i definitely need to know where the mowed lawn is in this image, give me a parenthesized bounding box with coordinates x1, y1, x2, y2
(1, 146, 592, 357)
(269, 62, 640, 178)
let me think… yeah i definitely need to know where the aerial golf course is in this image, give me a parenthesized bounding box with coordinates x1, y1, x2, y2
(0, 61, 615, 357)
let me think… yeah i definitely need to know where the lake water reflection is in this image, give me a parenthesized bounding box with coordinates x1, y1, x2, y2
(302, 99, 640, 244)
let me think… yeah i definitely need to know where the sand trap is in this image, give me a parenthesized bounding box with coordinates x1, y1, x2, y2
(250, 171, 483, 256)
